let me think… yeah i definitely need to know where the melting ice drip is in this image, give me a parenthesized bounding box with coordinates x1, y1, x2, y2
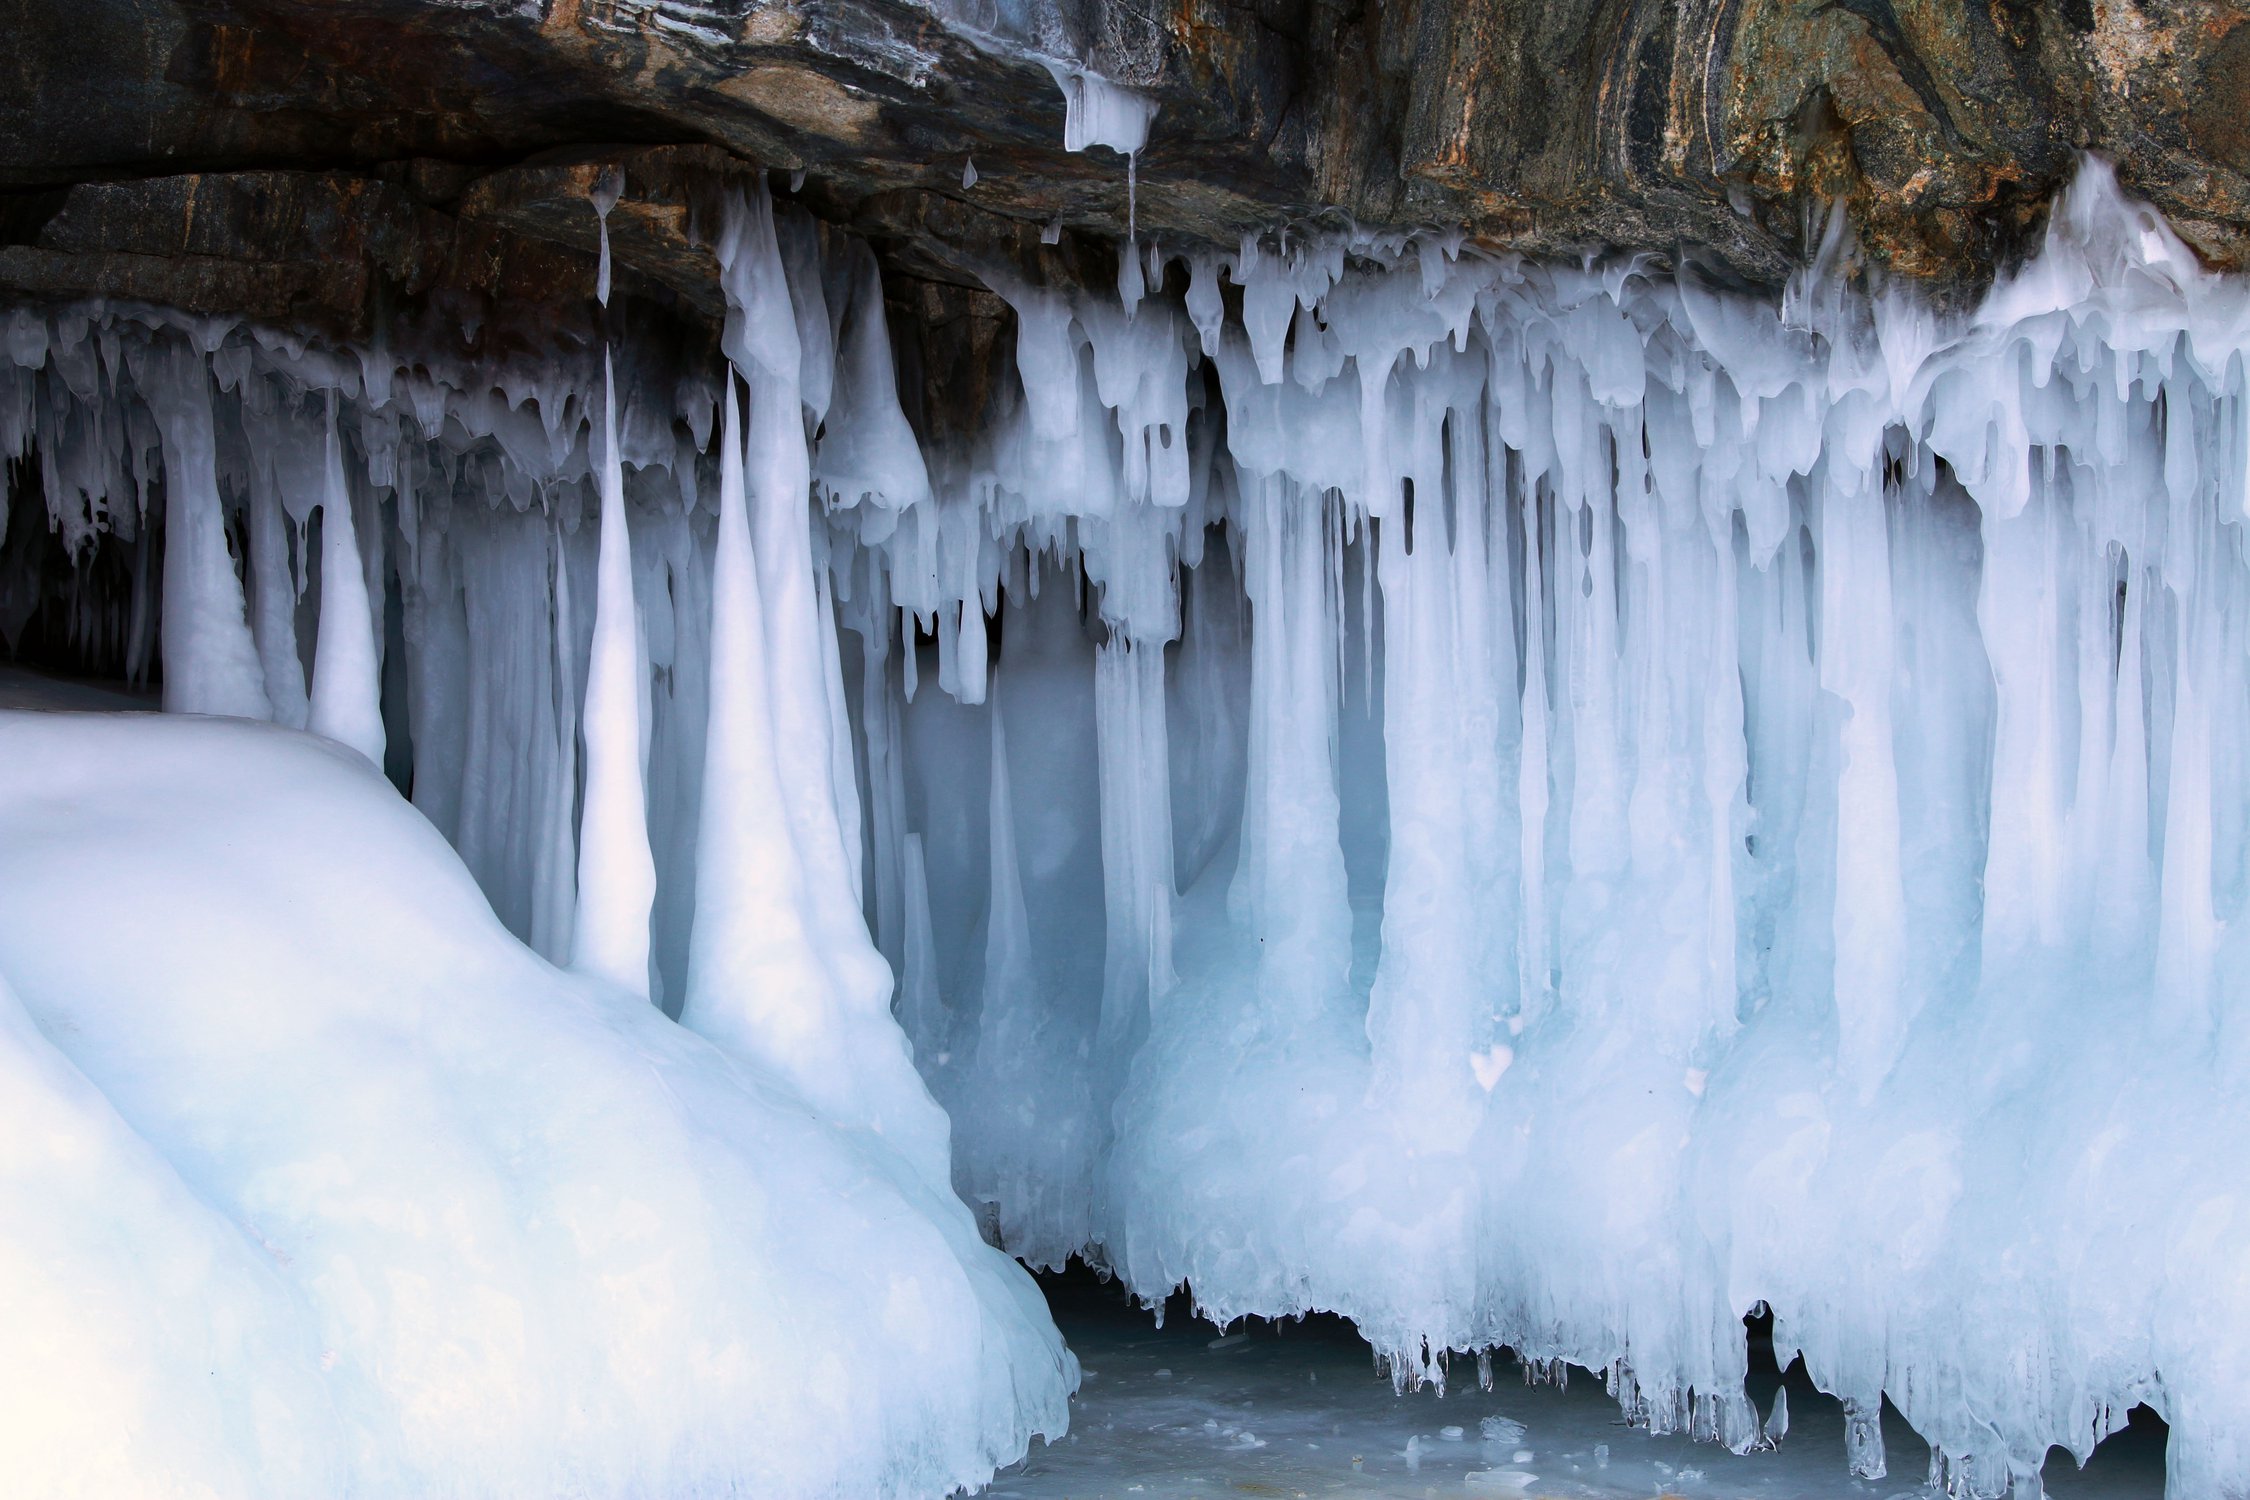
(1037, 61, 1158, 285)
(6, 159, 2250, 1497)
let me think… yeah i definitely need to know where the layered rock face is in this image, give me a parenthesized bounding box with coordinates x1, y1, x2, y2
(8, 0, 2250, 331)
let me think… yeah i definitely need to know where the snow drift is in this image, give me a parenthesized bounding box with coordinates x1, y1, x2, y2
(0, 709, 1072, 1497)
(7, 156, 2250, 1497)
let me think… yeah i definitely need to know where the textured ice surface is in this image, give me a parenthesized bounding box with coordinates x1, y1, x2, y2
(1037, 61, 1158, 157)
(6, 157, 2250, 1497)
(0, 710, 1073, 1498)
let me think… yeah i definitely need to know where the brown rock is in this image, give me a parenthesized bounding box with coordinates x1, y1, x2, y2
(5, 0, 2250, 325)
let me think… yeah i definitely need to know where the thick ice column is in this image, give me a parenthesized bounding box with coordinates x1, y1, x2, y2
(1516, 483, 1555, 1026)
(306, 397, 386, 766)
(702, 181, 959, 1183)
(2093, 556, 2154, 966)
(530, 524, 580, 964)
(397, 458, 470, 848)
(570, 352, 658, 1001)
(723, 183, 898, 1025)
(143, 344, 270, 720)
(953, 596, 991, 706)
(1817, 460, 1907, 1092)
(897, 831, 945, 1062)
(2061, 475, 2116, 949)
(642, 501, 716, 1007)
(682, 369, 949, 1187)
(1615, 386, 1746, 1046)
(1093, 635, 1176, 1065)
(124, 523, 159, 690)
(816, 567, 865, 907)
(1229, 471, 1352, 1016)
(1087, 473, 1183, 1064)
(682, 376, 845, 1075)
(1364, 404, 1509, 1140)
(974, 683, 1038, 1072)
(1977, 472, 2074, 956)
(1692, 486, 1747, 1040)
(245, 465, 309, 729)
(854, 578, 911, 971)
(1559, 372, 1628, 883)
(897, 830, 946, 1062)
(2155, 567, 2221, 1034)
(1738, 476, 1822, 993)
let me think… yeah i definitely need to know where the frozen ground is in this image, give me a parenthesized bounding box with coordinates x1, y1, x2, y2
(991, 1269, 2167, 1500)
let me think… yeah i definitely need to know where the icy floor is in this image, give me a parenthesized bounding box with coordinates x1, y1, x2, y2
(990, 1270, 2167, 1500)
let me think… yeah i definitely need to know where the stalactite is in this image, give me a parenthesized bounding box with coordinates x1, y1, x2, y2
(306, 394, 384, 764)
(8, 155, 2250, 1497)
(144, 345, 267, 719)
(570, 351, 658, 1001)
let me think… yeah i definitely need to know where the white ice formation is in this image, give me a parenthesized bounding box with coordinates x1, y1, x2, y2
(6, 157, 2250, 1497)
(0, 711, 1072, 1499)
(914, 0, 1159, 173)
(1038, 61, 1159, 158)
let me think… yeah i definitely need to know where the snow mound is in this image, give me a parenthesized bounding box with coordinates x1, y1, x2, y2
(0, 708, 1074, 1499)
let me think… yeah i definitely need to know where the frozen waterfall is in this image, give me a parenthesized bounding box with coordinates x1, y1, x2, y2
(5, 156, 2250, 1497)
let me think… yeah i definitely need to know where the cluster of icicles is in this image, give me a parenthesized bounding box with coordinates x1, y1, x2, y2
(8, 158, 2250, 1498)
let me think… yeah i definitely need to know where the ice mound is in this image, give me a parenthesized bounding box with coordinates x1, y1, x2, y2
(0, 709, 1073, 1499)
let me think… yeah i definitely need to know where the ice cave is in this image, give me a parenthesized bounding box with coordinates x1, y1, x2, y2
(2, 1, 2247, 1496)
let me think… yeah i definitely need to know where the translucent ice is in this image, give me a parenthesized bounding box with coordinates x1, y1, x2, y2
(1039, 61, 1158, 157)
(8, 154, 2250, 1500)
(569, 350, 658, 1001)
(305, 393, 384, 766)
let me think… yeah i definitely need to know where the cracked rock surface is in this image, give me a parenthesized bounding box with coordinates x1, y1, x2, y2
(7, 0, 2250, 344)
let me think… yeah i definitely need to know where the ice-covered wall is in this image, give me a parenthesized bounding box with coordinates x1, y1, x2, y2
(8, 158, 2250, 1497)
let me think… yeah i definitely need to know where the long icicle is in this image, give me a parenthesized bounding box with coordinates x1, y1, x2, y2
(306, 390, 385, 764)
(570, 349, 658, 1001)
